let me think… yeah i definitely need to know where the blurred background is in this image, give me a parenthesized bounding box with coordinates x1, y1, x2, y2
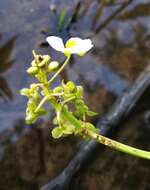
(0, 0, 150, 189)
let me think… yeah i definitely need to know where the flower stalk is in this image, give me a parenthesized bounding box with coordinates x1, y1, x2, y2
(61, 107, 150, 160)
(48, 55, 71, 84)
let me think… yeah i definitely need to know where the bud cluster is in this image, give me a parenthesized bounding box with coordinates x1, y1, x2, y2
(20, 51, 97, 139)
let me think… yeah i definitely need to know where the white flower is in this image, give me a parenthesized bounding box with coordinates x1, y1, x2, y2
(46, 36, 93, 56)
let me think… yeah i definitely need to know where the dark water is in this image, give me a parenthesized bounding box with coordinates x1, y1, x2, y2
(0, 0, 150, 189)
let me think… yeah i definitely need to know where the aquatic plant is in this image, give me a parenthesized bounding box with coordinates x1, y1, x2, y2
(20, 36, 150, 160)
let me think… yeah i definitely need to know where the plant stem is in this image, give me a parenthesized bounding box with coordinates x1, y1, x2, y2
(62, 106, 81, 129)
(61, 107, 150, 160)
(35, 96, 49, 112)
(88, 131, 150, 160)
(48, 55, 71, 85)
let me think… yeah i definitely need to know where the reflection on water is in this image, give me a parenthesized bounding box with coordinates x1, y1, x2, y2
(0, 35, 17, 74)
(0, 0, 150, 189)
(0, 35, 17, 101)
(119, 2, 150, 20)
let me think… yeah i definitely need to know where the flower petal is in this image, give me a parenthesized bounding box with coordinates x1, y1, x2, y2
(65, 38, 93, 54)
(46, 36, 65, 52)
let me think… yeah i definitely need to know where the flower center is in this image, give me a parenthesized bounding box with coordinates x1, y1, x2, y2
(65, 40, 77, 48)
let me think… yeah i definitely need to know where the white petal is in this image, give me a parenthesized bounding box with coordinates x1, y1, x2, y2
(46, 36, 65, 52)
(66, 38, 93, 54)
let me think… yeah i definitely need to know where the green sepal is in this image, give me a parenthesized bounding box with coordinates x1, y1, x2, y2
(20, 88, 30, 97)
(76, 86, 83, 98)
(87, 110, 97, 117)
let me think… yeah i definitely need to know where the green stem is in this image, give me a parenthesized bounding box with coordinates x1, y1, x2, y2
(88, 131, 150, 160)
(35, 96, 49, 112)
(62, 96, 76, 105)
(61, 107, 150, 160)
(62, 107, 81, 129)
(48, 55, 71, 84)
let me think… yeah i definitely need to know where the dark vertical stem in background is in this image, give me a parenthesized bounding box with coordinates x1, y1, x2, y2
(92, 0, 106, 28)
(94, 0, 133, 34)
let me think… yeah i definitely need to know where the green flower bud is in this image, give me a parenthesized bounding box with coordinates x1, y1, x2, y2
(20, 88, 30, 97)
(53, 86, 63, 93)
(43, 55, 51, 64)
(66, 81, 76, 93)
(48, 61, 59, 72)
(52, 127, 63, 139)
(27, 66, 38, 75)
(31, 60, 37, 66)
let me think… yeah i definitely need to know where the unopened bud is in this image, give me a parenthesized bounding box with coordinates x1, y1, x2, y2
(53, 86, 63, 93)
(27, 66, 38, 75)
(43, 55, 51, 64)
(48, 61, 59, 72)
(31, 60, 37, 66)
(66, 81, 76, 93)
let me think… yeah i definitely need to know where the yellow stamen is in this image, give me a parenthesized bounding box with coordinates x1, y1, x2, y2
(65, 40, 77, 48)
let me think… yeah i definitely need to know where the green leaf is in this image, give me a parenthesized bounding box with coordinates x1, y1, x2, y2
(58, 10, 66, 32)
(52, 127, 63, 139)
